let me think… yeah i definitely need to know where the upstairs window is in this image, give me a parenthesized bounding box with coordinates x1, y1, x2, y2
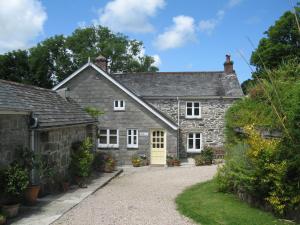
(187, 133, 202, 153)
(127, 129, 138, 148)
(186, 102, 201, 118)
(98, 129, 119, 148)
(114, 100, 125, 111)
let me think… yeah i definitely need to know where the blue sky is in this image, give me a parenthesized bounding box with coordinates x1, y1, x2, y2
(0, 0, 293, 82)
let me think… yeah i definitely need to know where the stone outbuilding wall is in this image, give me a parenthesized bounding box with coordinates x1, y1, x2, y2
(37, 125, 92, 175)
(0, 114, 30, 167)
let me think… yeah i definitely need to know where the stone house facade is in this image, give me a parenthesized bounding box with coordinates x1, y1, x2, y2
(0, 79, 96, 177)
(53, 55, 243, 165)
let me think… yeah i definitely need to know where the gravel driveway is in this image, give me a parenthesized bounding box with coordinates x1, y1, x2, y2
(53, 165, 217, 225)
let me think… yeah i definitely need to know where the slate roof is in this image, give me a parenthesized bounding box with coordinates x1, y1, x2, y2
(0, 79, 96, 128)
(111, 71, 243, 98)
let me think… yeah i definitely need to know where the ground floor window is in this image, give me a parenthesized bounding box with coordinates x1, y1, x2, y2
(187, 133, 202, 153)
(127, 129, 138, 148)
(98, 129, 119, 148)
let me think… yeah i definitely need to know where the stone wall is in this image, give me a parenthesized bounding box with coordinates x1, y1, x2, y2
(60, 67, 178, 165)
(146, 98, 236, 157)
(0, 114, 30, 167)
(37, 125, 89, 175)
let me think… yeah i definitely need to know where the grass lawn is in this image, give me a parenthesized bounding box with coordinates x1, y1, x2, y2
(176, 180, 297, 225)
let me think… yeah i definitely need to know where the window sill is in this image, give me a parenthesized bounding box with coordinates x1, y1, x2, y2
(98, 145, 119, 149)
(113, 108, 125, 111)
(187, 149, 202, 153)
(127, 146, 139, 150)
(185, 117, 202, 120)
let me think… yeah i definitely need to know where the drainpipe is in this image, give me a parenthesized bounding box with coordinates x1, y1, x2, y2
(177, 97, 180, 158)
(30, 130, 36, 184)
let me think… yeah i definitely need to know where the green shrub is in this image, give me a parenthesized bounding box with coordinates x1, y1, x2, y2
(4, 164, 29, 203)
(70, 138, 94, 178)
(194, 146, 214, 166)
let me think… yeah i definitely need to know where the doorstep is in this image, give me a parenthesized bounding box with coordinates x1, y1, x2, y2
(9, 169, 123, 225)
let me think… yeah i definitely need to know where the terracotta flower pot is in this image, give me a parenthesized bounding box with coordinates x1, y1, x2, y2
(2, 203, 20, 218)
(24, 185, 40, 205)
(104, 164, 114, 173)
(173, 160, 181, 166)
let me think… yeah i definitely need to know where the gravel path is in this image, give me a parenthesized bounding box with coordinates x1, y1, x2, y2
(53, 165, 217, 225)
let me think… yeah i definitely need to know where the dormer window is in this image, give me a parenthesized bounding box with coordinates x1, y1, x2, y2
(186, 102, 201, 118)
(114, 100, 125, 111)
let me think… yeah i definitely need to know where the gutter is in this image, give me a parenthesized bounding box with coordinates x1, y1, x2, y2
(177, 97, 180, 158)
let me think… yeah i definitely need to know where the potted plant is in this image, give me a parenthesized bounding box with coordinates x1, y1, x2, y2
(131, 155, 142, 167)
(104, 155, 116, 172)
(14, 147, 41, 205)
(140, 154, 149, 166)
(2, 164, 29, 218)
(0, 213, 6, 225)
(69, 138, 94, 188)
(173, 157, 181, 166)
(167, 155, 174, 167)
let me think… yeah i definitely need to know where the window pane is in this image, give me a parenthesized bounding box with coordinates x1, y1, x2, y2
(194, 108, 199, 116)
(161, 131, 164, 136)
(161, 143, 164, 148)
(196, 133, 200, 139)
(187, 102, 193, 107)
(133, 130, 137, 135)
(114, 101, 118, 107)
(128, 136, 131, 144)
(110, 130, 117, 135)
(100, 130, 107, 135)
(188, 139, 193, 148)
(196, 139, 201, 149)
(133, 136, 137, 144)
(110, 136, 117, 144)
(100, 136, 107, 144)
(128, 130, 131, 135)
(194, 102, 200, 107)
(153, 131, 156, 137)
(120, 101, 123, 107)
(161, 138, 164, 142)
(153, 137, 156, 143)
(187, 108, 192, 115)
(152, 144, 155, 148)
(189, 133, 193, 139)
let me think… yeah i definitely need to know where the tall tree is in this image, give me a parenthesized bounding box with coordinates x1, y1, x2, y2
(0, 26, 158, 88)
(0, 50, 30, 83)
(250, 3, 300, 77)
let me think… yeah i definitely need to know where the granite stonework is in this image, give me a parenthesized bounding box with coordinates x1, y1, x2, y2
(0, 113, 95, 175)
(0, 114, 30, 166)
(59, 68, 178, 165)
(146, 98, 235, 157)
(37, 125, 89, 175)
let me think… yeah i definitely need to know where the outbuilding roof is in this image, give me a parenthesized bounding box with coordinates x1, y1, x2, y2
(0, 79, 96, 128)
(110, 71, 243, 98)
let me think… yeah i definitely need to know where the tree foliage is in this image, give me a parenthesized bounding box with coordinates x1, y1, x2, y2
(0, 26, 158, 88)
(251, 3, 300, 76)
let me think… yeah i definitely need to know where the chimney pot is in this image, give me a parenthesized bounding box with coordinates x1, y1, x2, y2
(94, 55, 108, 72)
(224, 54, 234, 74)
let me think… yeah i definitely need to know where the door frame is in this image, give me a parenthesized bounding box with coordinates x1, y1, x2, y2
(150, 129, 167, 165)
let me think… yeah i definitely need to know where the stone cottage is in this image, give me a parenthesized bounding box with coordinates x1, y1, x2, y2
(53, 55, 243, 165)
(0, 79, 96, 174)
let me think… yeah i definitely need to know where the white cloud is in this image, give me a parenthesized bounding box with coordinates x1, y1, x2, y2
(152, 54, 161, 67)
(199, 0, 241, 34)
(227, 0, 242, 8)
(154, 15, 196, 50)
(97, 0, 165, 33)
(0, 0, 47, 53)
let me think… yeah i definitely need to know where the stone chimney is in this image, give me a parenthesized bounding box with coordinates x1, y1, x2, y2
(94, 55, 108, 72)
(224, 54, 234, 74)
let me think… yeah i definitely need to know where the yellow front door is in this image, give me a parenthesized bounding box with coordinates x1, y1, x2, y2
(151, 130, 166, 165)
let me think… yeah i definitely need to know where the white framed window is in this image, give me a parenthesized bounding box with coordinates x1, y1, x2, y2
(127, 129, 138, 148)
(187, 133, 202, 153)
(114, 100, 125, 111)
(185, 102, 201, 118)
(98, 129, 119, 148)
